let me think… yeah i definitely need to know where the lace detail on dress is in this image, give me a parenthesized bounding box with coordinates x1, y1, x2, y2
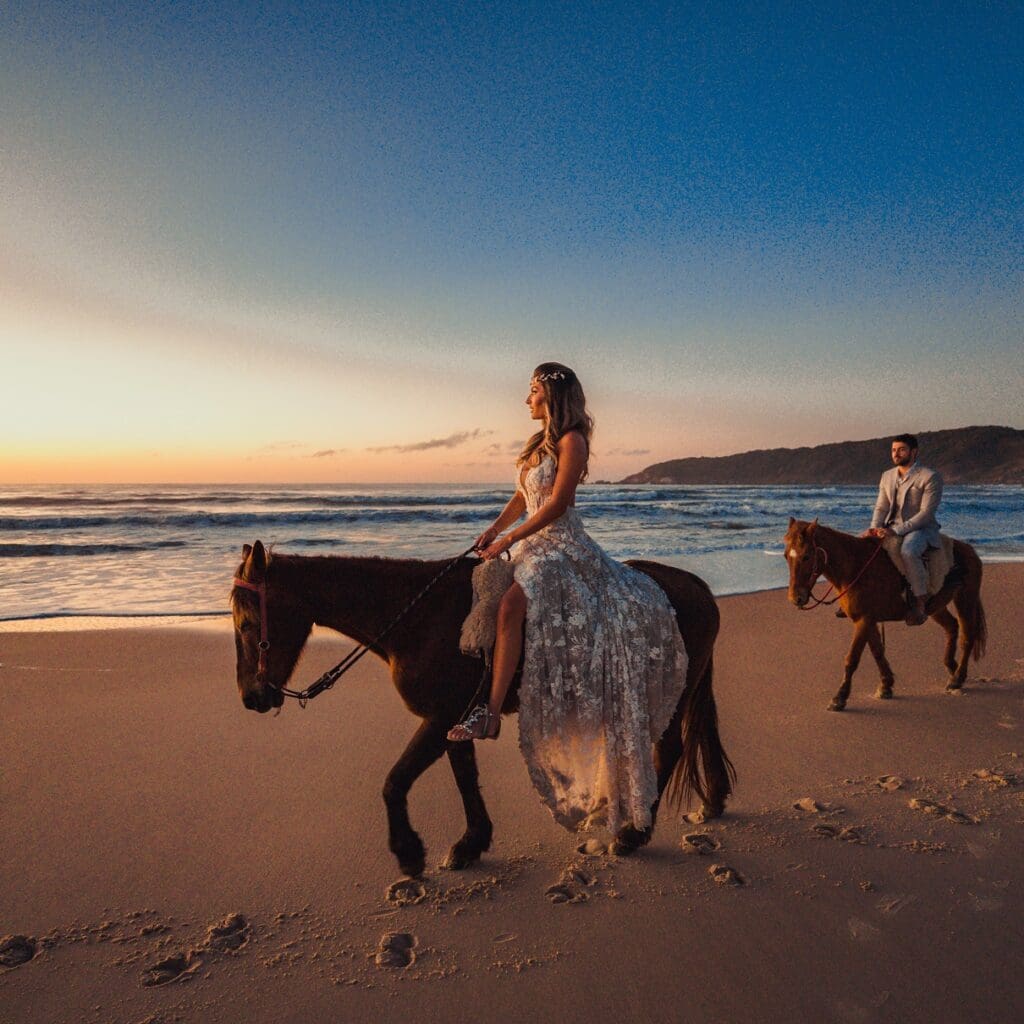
(511, 456, 688, 835)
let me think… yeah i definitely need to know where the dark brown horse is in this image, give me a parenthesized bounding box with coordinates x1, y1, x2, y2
(231, 541, 734, 877)
(784, 519, 987, 711)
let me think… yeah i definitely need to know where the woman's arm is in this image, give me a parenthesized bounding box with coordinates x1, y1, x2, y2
(475, 491, 526, 549)
(479, 432, 587, 559)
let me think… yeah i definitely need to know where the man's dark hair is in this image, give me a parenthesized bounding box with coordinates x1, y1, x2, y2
(893, 433, 918, 450)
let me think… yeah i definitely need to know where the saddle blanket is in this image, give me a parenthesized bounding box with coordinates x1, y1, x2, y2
(882, 533, 955, 597)
(460, 557, 516, 662)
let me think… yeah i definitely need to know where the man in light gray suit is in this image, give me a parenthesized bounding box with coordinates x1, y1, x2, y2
(864, 433, 943, 625)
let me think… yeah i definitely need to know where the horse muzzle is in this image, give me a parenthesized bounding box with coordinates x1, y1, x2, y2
(241, 684, 284, 714)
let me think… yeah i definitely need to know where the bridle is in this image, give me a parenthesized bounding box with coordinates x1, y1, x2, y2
(232, 576, 271, 682)
(232, 544, 479, 706)
(795, 536, 886, 611)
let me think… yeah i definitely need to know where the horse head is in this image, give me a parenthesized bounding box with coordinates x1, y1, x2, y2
(783, 517, 823, 608)
(231, 541, 314, 713)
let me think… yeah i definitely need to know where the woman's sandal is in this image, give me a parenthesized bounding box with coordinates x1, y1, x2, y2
(447, 705, 500, 742)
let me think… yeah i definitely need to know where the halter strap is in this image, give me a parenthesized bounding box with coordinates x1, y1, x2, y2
(232, 576, 270, 680)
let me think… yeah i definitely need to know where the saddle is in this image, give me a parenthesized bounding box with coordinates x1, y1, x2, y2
(881, 533, 957, 598)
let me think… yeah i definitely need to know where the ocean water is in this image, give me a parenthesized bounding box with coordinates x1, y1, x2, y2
(0, 484, 1021, 622)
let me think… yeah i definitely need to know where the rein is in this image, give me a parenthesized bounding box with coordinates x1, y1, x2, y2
(799, 539, 886, 611)
(233, 545, 479, 706)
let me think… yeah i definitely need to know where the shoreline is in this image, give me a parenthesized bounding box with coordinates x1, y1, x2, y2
(4, 550, 1024, 632)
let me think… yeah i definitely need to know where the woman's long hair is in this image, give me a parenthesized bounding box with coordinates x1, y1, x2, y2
(517, 362, 594, 480)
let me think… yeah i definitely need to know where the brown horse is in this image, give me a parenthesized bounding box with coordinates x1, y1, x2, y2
(784, 519, 987, 711)
(231, 540, 734, 877)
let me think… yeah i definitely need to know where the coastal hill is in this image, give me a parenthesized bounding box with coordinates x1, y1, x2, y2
(620, 425, 1024, 485)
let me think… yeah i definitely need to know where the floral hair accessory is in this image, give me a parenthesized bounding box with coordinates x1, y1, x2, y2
(535, 371, 569, 382)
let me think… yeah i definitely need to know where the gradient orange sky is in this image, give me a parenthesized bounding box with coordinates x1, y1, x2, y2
(2, 5, 1021, 484)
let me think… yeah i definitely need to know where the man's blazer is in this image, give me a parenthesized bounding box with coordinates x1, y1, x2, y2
(870, 463, 943, 543)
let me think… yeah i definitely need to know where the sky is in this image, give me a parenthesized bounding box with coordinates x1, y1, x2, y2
(1, 1, 1021, 483)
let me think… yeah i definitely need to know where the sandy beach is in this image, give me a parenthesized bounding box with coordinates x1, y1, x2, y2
(3, 564, 1023, 1023)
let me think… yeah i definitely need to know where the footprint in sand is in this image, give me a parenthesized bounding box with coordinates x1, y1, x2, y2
(0, 935, 37, 969)
(203, 913, 250, 952)
(374, 932, 416, 969)
(680, 833, 720, 856)
(386, 878, 427, 906)
(545, 883, 587, 905)
(707, 864, 745, 887)
(546, 864, 598, 904)
(142, 951, 202, 987)
(812, 824, 865, 843)
(576, 839, 607, 858)
(875, 775, 904, 792)
(972, 769, 1014, 788)
(793, 797, 842, 815)
(908, 798, 975, 825)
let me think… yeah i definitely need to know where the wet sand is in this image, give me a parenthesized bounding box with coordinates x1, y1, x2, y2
(3, 564, 1023, 1023)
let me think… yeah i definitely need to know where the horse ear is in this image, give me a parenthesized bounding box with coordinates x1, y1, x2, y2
(807, 518, 818, 535)
(788, 517, 795, 528)
(243, 540, 267, 582)
(241, 543, 252, 560)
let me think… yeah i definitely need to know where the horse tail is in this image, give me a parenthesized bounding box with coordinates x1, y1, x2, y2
(665, 652, 736, 814)
(973, 598, 987, 662)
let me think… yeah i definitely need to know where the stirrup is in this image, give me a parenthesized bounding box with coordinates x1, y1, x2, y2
(447, 705, 499, 742)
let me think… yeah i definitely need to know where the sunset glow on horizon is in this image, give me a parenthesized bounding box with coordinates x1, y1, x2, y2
(3, 3, 1021, 485)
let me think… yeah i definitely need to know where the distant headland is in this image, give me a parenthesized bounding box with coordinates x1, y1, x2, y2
(620, 426, 1024, 485)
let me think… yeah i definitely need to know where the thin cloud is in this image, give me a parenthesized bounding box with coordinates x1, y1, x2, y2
(603, 447, 651, 457)
(254, 440, 306, 455)
(309, 448, 347, 458)
(367, 428, 494, 454)
(481, 439, 525, 457)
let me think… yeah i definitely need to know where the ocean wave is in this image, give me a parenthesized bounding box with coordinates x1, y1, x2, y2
(0, 508, 504, 530)
(0, 490, 511, 511)
(0, 541, 189, 558)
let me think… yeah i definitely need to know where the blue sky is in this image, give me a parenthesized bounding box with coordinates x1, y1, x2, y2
(2, 1, 1021, 481)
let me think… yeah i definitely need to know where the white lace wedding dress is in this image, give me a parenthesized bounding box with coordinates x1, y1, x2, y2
(511, 456, 689, 835)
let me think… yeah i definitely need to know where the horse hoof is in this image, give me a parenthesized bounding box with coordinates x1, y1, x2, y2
(946, 680, 964, 692)
(875, 688, 893, 700)
(685, 803, 723, 824)
(441, 844, 482, 871)
(611, 825, 651, 856)
(828, 700, 846, 712)
(395, 852, 426, 879)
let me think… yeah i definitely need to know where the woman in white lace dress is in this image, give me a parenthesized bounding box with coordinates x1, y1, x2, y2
(448, 364, 689, 836)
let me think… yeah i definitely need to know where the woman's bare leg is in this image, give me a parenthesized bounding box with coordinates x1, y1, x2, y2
(448, 582, 527, 741)
(487, 582, 527, 719)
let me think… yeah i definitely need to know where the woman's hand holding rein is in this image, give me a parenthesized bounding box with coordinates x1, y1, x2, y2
(474, 526, 500, 551)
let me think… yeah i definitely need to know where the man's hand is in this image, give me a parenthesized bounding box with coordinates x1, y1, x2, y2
(865, 527, 893, 539)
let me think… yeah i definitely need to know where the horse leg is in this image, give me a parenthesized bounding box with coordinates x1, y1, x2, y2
(441, 740, 494, 870)
(383, 720, 448, 878)
(931, 605, 960, 685)
(612, 705, 684, 857)
(865, 621, 896, 699)
(830, 619, 872, 711)
(947, 593, 977, 691)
